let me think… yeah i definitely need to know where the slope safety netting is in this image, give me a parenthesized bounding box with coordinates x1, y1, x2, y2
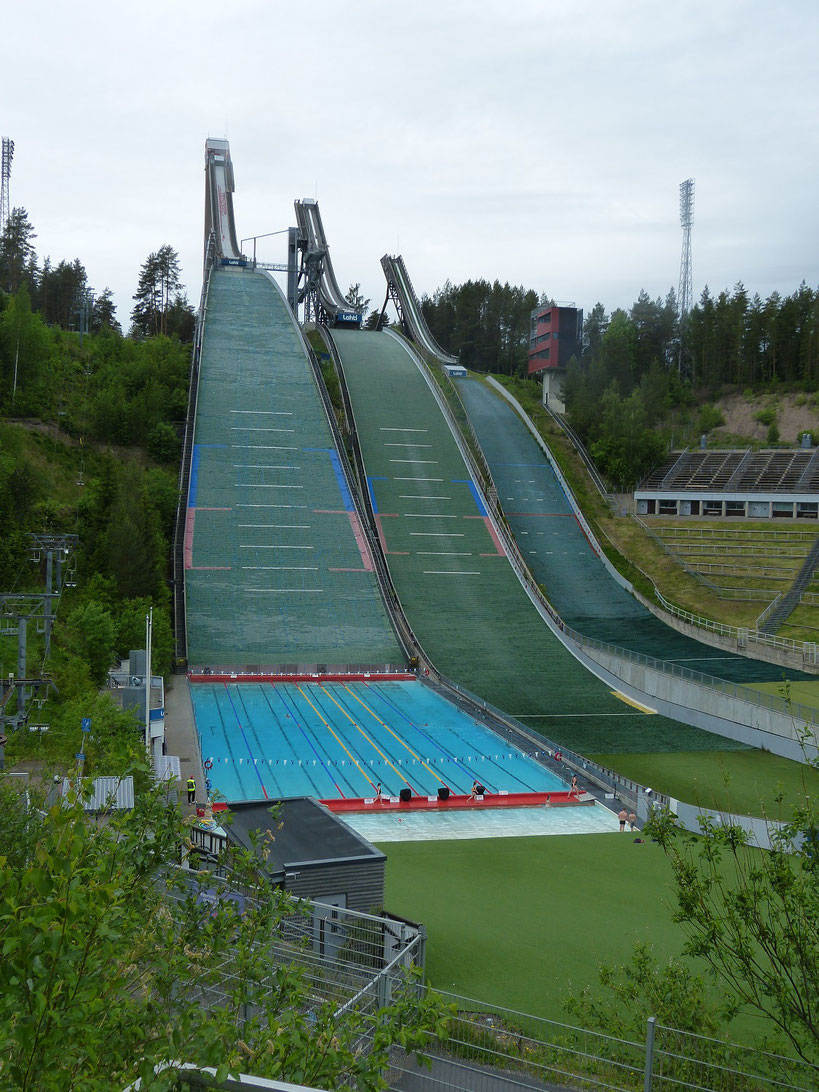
(184, 270, 402, 668)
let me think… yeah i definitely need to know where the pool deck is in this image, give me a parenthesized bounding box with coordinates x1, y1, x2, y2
(323, 790, 595, 813)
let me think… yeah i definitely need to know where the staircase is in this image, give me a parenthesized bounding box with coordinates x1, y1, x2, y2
(758, 534, 819, 634)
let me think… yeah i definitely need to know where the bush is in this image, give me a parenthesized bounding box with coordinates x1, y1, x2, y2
(147, 421, 180, 462)
(754, 406, 777, 427)
(767, 422, 780, 444)
(697, 404, 724, 433)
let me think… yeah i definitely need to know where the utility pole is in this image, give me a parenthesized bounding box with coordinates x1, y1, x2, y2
(144, 606, 153, 763)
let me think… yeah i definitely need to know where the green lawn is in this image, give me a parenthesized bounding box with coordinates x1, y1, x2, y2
(382, 833, 773, 1044)
(590, 749, 819, 818)
(383, 835, 684, 1020)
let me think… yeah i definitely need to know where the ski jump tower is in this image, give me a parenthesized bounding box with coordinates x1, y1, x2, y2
(678, 177, 695, 319)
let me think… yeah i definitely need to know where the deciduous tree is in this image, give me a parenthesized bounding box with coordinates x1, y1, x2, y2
(0, 777, 449, 1091)
(646, 784, 819, 1065)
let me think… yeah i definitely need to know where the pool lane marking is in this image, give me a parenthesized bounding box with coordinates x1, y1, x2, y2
(223, 684, 268, 799)
(296, 684, 376, 791)
(274, 686, 343, 797)
(365, 683, 515, 793)
(340, 685, 444, 784)
(316, 685, 413, 788)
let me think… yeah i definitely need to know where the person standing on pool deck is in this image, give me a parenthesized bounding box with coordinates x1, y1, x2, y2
(618, 807, 628, 832)
(374, 782, 382, 802)
(569, 775, 579, 796)
(628, 811, 637, 831)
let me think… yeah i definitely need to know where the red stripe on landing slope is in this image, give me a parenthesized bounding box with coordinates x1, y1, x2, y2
(375, 513, 408, 556)
(347, 512, 374, 571)
(574, 513, 600, 557)
(464, 515, 505, 557)
(184, 508, 195, 569)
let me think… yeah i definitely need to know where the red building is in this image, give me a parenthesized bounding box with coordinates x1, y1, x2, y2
(527, 304, 583, 375)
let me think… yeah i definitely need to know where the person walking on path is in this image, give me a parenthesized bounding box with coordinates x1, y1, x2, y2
(187, 776, 197, 804)
(618, 807, 628, 832)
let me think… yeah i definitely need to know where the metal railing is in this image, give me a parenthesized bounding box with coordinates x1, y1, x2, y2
(171, 240, 217, 671)
(542, 400, 616, 506)
(653, 524, 817, 542)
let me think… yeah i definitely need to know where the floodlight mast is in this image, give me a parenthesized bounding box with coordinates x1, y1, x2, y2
(1, 137, 14, 235)
(678, 178, 695, 320)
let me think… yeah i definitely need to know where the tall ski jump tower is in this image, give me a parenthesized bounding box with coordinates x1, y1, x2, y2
(1, 138, 14, 235)
(678, 177, 695, 319)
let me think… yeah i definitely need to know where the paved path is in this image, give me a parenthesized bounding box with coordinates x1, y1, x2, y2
(163, 675, 206, 810)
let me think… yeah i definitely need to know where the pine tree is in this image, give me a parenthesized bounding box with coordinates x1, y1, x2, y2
(91, 287, 121, 334)
(0, 207, 37, 294)
(131, 246, 182, 336)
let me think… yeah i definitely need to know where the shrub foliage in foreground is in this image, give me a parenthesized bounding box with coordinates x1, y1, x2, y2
(0, 777, 449, 1091)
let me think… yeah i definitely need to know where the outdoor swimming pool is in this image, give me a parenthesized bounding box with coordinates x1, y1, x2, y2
(190, 679, 568, 803)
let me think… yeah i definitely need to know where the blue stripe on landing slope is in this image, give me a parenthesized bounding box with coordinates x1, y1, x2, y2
(303, 447, 353, 512)
(452, 479, 487, 516)
(329, 450, 354, 512)
(188, 444, 227, 508)
(188, 446, 201, 506)
(367, 477, 387, 514)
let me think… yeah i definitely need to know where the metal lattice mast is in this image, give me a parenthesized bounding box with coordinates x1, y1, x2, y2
(678, 177, 695, 319)
(1, 137, 14, 234)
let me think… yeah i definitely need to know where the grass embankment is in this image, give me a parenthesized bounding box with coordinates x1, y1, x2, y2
(590, 748, 819, 818)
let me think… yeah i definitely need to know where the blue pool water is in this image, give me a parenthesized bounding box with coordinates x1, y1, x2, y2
(190, 680, 567, 803)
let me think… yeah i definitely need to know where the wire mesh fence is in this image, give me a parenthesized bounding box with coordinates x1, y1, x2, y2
(387, 995, 819, 1092)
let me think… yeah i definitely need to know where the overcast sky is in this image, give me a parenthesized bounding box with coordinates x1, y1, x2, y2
(4, 0, 818, 328)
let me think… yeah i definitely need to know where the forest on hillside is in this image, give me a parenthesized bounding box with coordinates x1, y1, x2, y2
(0, 206, 194, 773)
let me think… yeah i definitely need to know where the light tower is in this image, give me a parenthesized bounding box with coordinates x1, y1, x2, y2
(678, 177, 695, 319)
(1, 137, 14, 235)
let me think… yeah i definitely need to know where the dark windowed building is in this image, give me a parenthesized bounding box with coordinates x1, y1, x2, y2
(528, 304, 583, 411)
